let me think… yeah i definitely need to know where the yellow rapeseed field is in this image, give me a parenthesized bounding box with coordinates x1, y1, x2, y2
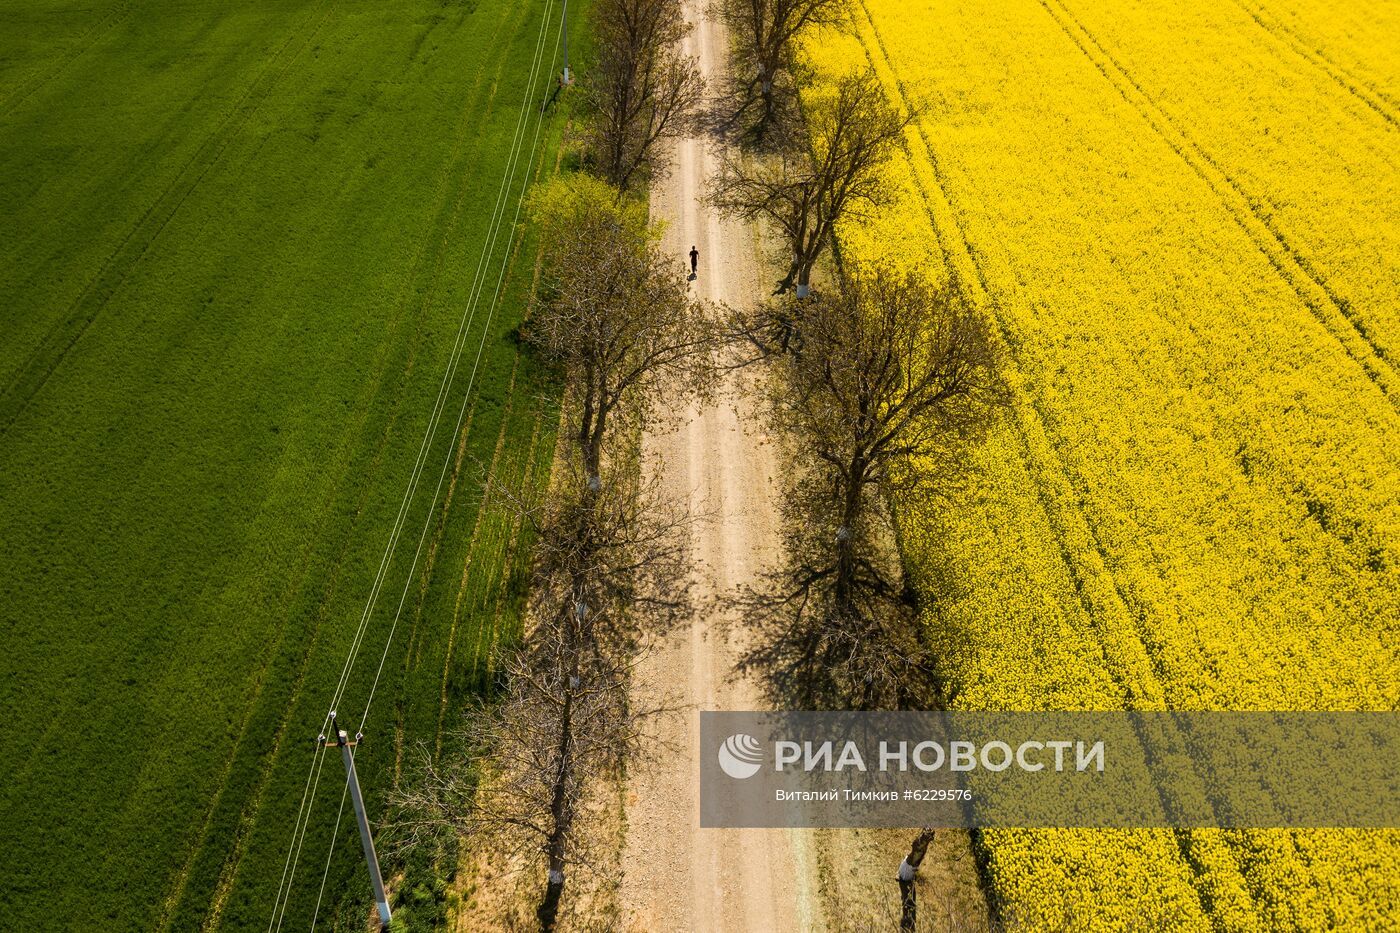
(800, 0, 1400, 927)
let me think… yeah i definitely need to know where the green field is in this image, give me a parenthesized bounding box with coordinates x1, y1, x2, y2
(0, 0, 570, 927)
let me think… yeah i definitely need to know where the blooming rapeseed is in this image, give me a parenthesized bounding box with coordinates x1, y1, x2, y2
(800, 0, 1400, 926)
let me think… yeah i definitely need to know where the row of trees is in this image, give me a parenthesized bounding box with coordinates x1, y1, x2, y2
(707, 2, 1005, 929)
(582, 0, 875, 201)
(513, 173, 721, 927)
(704, 0, 1000, 716)
(393, 178, 717, 931)
(517, 0, 999, 925)
(734, 269, 1002, 712)
(390, 0, 1003, 924)
(388, 0, 716, 921)
(580, 0, 969, 717)
(730, 267, 1000, 929)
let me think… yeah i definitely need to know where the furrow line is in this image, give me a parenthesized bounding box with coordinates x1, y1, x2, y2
(0, 0, 334, 436)
(0, 1, 134, 118)
(1231, 0, 1399, 125)
(850, 6, 1265, 927)
(433, 339, 533, 756)
(86, 6, 347, 926)
(1039, 0, 1400, 411)
(160, 9, 522, 924)
(851, 0, 1166, 710)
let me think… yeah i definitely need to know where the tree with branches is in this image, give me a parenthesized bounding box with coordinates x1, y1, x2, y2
(710, 68, 912, 297)
(388, 463, 692, 931)
(736, 266, 1002, 708)
(528, 175, 720, 498)
(586, 0, 705, 192)
(717, 0, 848, 135)
(387, 621, 633, 931)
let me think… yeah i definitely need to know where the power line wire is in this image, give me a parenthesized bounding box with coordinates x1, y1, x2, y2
(308, 778, 351, 930)
(266, 0, 563, 925)
(358, 9, 565, 737)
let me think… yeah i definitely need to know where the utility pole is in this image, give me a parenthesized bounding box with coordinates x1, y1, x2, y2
(561, 0, 573, 86)
(322, 712, 392, 931)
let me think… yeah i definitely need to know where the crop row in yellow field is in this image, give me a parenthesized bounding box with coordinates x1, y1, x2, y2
(1244, 0, 1400, 110)
(800, 0, 1400, 927)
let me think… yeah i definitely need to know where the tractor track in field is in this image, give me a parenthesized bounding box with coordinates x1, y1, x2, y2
(1038, 0, 1400, 412)
(155, 416, 360, 933)
(1229, 0, 1399, 127)
(425, 362, 510, 767)
(432, 137, 567, 760)
(0, 0, 334, 438)
(258, 0, 564, 920)
(853, 0, 1172, 710)
(70, 6, 354, 924)
(392, 22, 568, 794)
(0, 1, 135, 119)
(860, 0, 1395, 710)
(854, 1, 1374, 921)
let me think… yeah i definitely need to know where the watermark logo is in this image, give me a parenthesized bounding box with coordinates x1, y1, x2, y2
(702, 711, 1400, 828)
(717, 733, 764, 779)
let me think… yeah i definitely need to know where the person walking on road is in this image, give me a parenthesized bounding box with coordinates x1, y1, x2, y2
(689, 245, 699, 278)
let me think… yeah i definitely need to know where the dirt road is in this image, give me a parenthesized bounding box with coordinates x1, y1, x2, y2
(616, 2, 820, 930)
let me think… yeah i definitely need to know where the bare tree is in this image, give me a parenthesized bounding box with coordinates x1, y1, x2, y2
(389, 624, 633, 932)
(710, 68, 912, 297)
(515, 466, 693, 929)
(389, 459, 692, 931)
(586, 0, 705, 192)
(528, 176, 720, 497)
(717, 0, 848, 134)
(775, 269, 1000, 602)
(737, 267, 1002, 708)
(525, 457, 696, 654)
